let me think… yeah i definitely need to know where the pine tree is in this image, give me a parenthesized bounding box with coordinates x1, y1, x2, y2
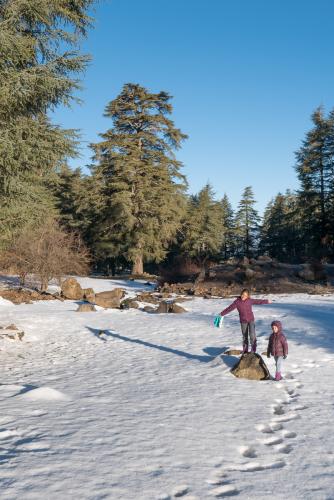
(235, 186, 260, 258)
(259, 190, 304, 262)
(91, 83, 188, 274)
(295, 107, 334, 259)
(180, 184, 225, 272)
(220, 193, 236, 259)
(0, 0, 95, 245)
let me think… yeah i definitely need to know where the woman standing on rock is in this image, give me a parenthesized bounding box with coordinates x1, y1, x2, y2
(215, 288, 272, 353)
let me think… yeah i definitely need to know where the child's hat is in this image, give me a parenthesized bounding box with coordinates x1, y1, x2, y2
(271, 320, 282, 331)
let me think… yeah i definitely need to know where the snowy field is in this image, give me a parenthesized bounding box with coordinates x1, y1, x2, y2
(0, 277, 334, 500)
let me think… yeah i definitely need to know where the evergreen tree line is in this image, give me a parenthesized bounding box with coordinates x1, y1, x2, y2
(53, 102, 334, 272)
(1, 1, 334, 276)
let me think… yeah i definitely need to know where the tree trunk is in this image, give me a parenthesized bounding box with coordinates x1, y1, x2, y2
(132, 254, 144, 275)
(19, 272, 27, 287)
(40, 277, 49, 293)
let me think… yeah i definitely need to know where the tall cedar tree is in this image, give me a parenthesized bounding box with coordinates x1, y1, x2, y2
(180, 184, 225, 274)
(235, 186, 260, 257)
(91, 84, 188, 274)
(0, 0, 94, 245)
(220, 193, 236, 259)
(295, 107, 334, 259)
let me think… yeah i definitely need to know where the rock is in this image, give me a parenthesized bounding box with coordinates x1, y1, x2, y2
(94, 289, 125, 309)
(224, 349, 242, 356)
(5, 324, 19, 330)
(257, 255, 273, 263)
(298, 265, 315, 281)
(170, 303, 187, 314)
(121, 298, 139, 309)
(135, 293, 159, 304)
(0, 326, 24, 341)
(245, 268, 256, 280)
(143, 305, 155, 313)
(155, 301, 170, 313)
(171, 297, 191, 303)
(231, 353, 270, 380)
(76, 303, 96, 312)
(83, 288, 95, 302)
(61, 278, 83, 300)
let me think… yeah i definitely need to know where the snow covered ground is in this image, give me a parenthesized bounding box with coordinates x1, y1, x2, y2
(0, 277, 334, 500)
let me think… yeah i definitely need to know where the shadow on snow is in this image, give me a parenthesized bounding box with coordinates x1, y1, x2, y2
(86, 326, 228, 363)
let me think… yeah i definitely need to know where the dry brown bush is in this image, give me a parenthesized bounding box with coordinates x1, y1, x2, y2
(0, 220, 90, 291)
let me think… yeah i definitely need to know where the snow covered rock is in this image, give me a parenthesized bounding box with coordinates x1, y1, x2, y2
(76, 303, 96, 312)
(61, 278, 83, 300)
(94, 289, 125, 308)
(231, 353, 270, 381)
(0, 325, 24, 341)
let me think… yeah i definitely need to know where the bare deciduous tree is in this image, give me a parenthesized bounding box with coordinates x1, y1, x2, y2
(0, 220, 90, 291)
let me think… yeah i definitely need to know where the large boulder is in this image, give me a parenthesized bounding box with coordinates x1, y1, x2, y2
(231, 353, 270, 381)
(61, 278, 83, 300)
(94, 289, 125, 308)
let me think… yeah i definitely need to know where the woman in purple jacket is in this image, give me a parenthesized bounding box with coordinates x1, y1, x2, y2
(267, 320, 288, 381)
(218, 288, 271, 353)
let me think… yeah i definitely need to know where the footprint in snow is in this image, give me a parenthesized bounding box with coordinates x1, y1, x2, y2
(209, 485, 239, 497)
(171, 485, 190, 497)
(272, 404, 285, 415)
(270, 422, 283, 431)
(282, 430, 297, 439)
(293, 404, 308, 411)
(238, 446, 257, 458)
(229, 460, 286, 472)
(272, 412, 299, 423)
(276, 444, 293, 454)
(262, 437, 283, 446)
(256, 424, 273, 434)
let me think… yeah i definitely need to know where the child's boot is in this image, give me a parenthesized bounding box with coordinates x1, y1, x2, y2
(242, 343, 249, 354)
(275, 372, 282, 381)
(251, 341, 257, 353)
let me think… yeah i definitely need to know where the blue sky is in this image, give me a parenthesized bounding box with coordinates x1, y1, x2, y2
(52, 0, 334, 213)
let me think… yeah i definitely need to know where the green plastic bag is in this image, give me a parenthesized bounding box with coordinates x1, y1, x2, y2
(213, 315, 224, 328)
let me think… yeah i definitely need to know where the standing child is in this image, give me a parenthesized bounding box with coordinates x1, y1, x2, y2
(267, 320, 288, 381)
(216, 288, 271, 353)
